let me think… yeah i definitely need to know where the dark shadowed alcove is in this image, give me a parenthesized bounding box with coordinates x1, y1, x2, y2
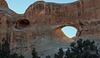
(16, 19, 30, 29)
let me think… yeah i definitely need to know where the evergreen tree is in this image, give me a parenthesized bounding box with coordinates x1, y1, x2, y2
(19, 55, 24, 58)
(8, 53, 24, 58)
(0, 38, 24, 58)
(65, 48, 75, 58)
(0, 39, 10, 58)
(8, 53, 19, 58)
(68, 39, 99, 58)
(54, 39, 100, 58)
(54, 48, 64, 58)
(32, 48, 40, 58)
(46, 55, 51, 58)
(54, 54, 58, 58)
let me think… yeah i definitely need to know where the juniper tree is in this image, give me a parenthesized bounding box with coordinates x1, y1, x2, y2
(32, 48, 40, 58)
(69, 39, 99, 58)
(0, 39, 10, 58)
(54, 48, 64, 58)
(0, 38, 24, 58)
(46, 55, 51, 58)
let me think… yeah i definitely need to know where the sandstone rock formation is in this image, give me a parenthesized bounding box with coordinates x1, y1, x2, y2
(0, 0, 8, 7)
(0, 0, 100, 58)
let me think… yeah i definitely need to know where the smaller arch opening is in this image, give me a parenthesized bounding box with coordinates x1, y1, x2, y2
(16, 19, 30, 29)
(61, 26, 77, 39)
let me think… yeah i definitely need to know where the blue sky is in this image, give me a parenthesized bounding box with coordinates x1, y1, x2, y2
(5, 0, 77, 14)
(5, 0, 78, 38)
(61, 26, 77, 38)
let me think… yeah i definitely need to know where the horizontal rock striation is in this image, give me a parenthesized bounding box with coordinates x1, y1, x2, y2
(0, 0, 100, 58)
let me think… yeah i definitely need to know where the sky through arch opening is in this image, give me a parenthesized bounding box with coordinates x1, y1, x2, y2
(61, 26, 77, 38)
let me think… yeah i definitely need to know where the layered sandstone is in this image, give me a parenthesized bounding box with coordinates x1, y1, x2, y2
(0, 0, 100, 58)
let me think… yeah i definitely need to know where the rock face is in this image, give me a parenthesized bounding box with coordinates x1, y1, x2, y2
(0, 0, 8, 7)
(0, 0, 100, 58)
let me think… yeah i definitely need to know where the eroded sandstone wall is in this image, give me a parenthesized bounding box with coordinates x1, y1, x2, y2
(23, 0, 100, 38)
(0, 0, 100, 58)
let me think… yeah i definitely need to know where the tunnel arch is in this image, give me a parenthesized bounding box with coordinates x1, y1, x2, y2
(61, 26, 77, 39)
(52, 25, 78, 41)
(16, 19, 30, 29)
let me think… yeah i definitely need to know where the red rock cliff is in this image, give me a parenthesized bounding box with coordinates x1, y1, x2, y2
(1, 0, 100, 58)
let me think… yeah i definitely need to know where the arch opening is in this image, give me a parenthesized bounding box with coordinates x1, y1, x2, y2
(61, 26, 77, 39)
(16, 19, 30, 29)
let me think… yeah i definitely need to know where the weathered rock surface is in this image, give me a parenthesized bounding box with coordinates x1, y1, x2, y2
(0, 0, 100, 58)
(0, 0, 8, 7)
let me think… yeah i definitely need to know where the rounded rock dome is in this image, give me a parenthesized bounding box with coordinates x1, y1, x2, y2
(0, 0, 8, 8)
